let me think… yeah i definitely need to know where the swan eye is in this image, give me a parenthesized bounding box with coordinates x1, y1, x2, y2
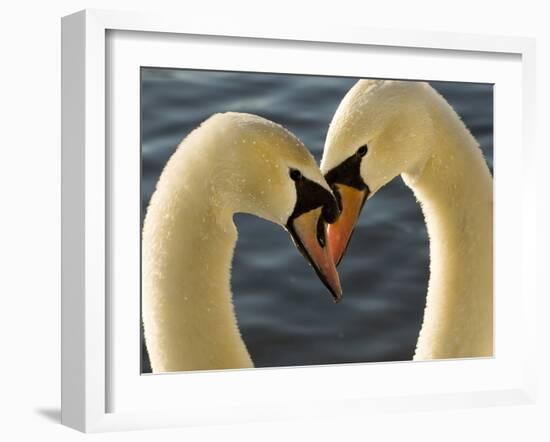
(357, 145, 368, 157)
(289, 169, 303, 181)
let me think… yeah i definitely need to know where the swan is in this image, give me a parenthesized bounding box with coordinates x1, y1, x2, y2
(142, 112, 341, 373)
(321, 80, 493, 360)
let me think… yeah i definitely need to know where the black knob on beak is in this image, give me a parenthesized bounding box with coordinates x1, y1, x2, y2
(322, 196, 340, 224)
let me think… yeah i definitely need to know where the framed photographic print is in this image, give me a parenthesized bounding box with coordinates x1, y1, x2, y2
(61, 9, 537, 432)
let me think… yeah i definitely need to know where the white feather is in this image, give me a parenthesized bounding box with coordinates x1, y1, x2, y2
(322, 80, 493, 359)
(142, 112, 330, 372)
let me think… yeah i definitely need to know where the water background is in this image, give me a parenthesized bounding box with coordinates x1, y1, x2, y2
(141, 69, 493, 373)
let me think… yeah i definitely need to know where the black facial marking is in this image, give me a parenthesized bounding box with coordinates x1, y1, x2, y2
(285, 178, 339, 301)
(289, 168, 302, 181)
(324, 148, 369, 191)
(287, 175, 340, 224)
(316, 215, 326, 248)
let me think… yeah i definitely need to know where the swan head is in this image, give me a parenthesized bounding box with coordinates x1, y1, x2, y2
(320, 80, 434, 264)
(197, 113, 343, 300)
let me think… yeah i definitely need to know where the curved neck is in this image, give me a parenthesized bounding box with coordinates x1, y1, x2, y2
(142, 150, 253, 372)
(403, 101, 493, 360)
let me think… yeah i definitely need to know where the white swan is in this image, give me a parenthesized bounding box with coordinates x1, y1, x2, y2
(142, 112, 341, 373)
(321, 80, 493, 360)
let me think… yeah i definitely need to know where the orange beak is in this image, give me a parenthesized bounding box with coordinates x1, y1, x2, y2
(326, 184, 368, 266)
(288, 207, 343, 302)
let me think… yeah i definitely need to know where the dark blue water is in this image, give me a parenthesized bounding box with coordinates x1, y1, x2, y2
(141, 68, 493, 372)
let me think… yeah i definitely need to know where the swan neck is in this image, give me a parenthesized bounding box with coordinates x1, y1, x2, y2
(142, 151, 253, 372)
(405, 109, 493, 360)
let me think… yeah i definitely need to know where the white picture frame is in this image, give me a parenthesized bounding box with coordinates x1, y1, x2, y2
(61, 9, 537, 433)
